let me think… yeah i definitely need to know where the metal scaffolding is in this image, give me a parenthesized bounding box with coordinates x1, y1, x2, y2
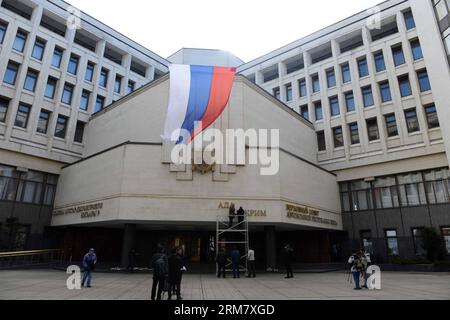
(216, 214, 249, 274)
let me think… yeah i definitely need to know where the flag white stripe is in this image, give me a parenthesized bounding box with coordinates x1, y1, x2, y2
(162, 64, 191, 141)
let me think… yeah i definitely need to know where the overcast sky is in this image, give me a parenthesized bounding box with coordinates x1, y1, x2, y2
(66, 0, 382, 62)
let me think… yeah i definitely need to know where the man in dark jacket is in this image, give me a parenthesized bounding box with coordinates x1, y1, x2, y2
(151, 244, 168, 300)
(168, 247, 185, 300)
(283, 244, 294, 279)
(81, 248, 97, 288)
(231, 247, 241, 278)
(216, 248, 227, 278)
(237, 206, 245, 229)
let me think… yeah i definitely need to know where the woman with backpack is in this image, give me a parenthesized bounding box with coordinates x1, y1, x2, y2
(348, 250, 365, 290)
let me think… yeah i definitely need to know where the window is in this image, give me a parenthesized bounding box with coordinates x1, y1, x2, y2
(300, 105, 309, 120)
(329, 96, 340, 116)
(424, 104, 439, 129)
(410, 39, 423, 60)
(314, 101, 323, 121)
(398, 172, 427, 206)
(333, 127, 344, 148)
(52, 47, 63, 68)
(273, 87, 280, 100)
(299, 79, 307, 97)
(80, 90, 90, 111)
(373, 176, 399, 209)
(285, 83, 292, 102)
(442, 228, 450, 255)
(312, 75, 320, 93)
(398, 75, 412, 97)
(341, 63, 351, 83)
(67, 54, 79, 75)
(424, 170, 450, 204)
(317, 131, 326, 151)
(405, 109, 420, 133)
(357, 57, 369, 78)
(386, 230, 399, 256)
(385, 114, 398, 137)
(360, 231, 373, 255)
(4, 61, 19, 85)
(0, 97, 10, 122)
(36, 110, 50, 134)
(326, 69, 336, 88)
(348, 180, 373, 211)
(31, 38, 46, 61)
(0, 22, 7, 44)
(74, 121, 85, 143)
(417, 70, 431, 92)
(366, 118, 380, 141)
(349, 122, 360, 144)
(44, 77, 57, 99)
(114, 75, 122, 94)
(54, 115, 68, 139)
(392, 46, 405, 66)
(14, 103, 31, 128)
(374, 51, 386, 72)
(99, 68, 109, 88)
(379, 81, 392, 102)
(362, 86, 374, 107)
(13, 30, 27, 52)
(85, 62, 95, 82)
(23, 69, 38, 92)
(345, 92, 355, 112)
(412, 228, 425, 256)
(61, 83, 74, 105)
(404, 10, 416, 30)
(127, 81, 135, 94)
(95, 95, 105, 113)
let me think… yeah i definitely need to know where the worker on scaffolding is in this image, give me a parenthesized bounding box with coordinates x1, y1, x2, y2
(237, 206, 245, 229)
(228, 203, 236, 228)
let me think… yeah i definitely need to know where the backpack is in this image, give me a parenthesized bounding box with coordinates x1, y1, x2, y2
(355, 257, 365, 270)
(154, 255, 167, 275)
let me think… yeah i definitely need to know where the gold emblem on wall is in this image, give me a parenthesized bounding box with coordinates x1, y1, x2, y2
(192, 161, 216, 174)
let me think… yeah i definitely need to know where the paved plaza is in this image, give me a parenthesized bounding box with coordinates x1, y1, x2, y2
(0, 269, 449, 300)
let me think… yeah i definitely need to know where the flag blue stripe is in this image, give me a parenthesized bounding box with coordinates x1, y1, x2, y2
(178, 65, 213, 144)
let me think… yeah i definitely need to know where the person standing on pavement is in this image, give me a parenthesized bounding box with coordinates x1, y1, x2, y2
(231, 247, 241, 278)
(283, 244, 294, 279)
(168, 247, 185, 300)
(81, 248, 97, 288)
(247, 248, 256, 278)
(216, 248, 227, 278)
(348, 250, 364, 290)
(151, 244, 168, 300)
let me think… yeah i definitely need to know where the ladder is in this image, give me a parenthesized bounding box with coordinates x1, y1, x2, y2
(216, 213, 249, 275)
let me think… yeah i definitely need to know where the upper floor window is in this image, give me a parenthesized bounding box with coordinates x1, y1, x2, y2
(0, 97, 10, 123)
(114, 75, 122, 94)
(0, 21, 8, 44)
(4, 61, 19, 85)
(80, 90, 90, 111)
(67, 54, 79, 75)
(410, 39, 423, 60)
(314, 101, 323, 121)
(61, 83, 74, 105)
(374, 51, 386, 72)
(329, 96, 340, 116)
(13, 30, 27, 52)
(417, 70, 431, 92)
(362, 86, 374, 107)
(385, 114, 398, 137)
(23, 69, 39, 92)
(333, 126, 344, 148)
(326, 69, 336, 88)
(424, 104, 439, 129)
(285, 83, 292, 102)
(85, 62, 95, 82)
(95, 95, 105, 113)
(299, 79, 307, 97)
(398, 75, 412, 97)
(44, 77, 57, 99)
(392, 45, 405, 66)
(349, 122, 360, 145)
(55, 114, 68, 139)
(379, 81, 392, 103)
(127, 81, 135, 94)
(37, 109, 51, 134)
(300, 105, 309, 120)
(52, 47, 63, 68)
(99, 68, 109, 88)
(31, 38, 46, 61)
(403, 10, 416, 30)
(273, 87, 280, 100)
(357, 57, 369, 78)
(14, 103, 31, 128)
(312, 74, 320, 93)
(405, 109, 420, 133)
(317, 131, 326, 151)
(366, 118, 380, 141)
(341, 63, 351, 83)
(74, 121, 85, 143)
(345, 91, 355, 112)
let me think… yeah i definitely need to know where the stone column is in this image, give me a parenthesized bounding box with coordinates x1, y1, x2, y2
(264, 226, 277, 271)
(120, 224, 137, 267)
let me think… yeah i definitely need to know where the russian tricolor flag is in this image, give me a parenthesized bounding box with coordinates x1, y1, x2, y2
(162, 64, 236, 144)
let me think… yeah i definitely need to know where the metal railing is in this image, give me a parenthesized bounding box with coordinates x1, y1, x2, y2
(0, 249, 65, 269)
